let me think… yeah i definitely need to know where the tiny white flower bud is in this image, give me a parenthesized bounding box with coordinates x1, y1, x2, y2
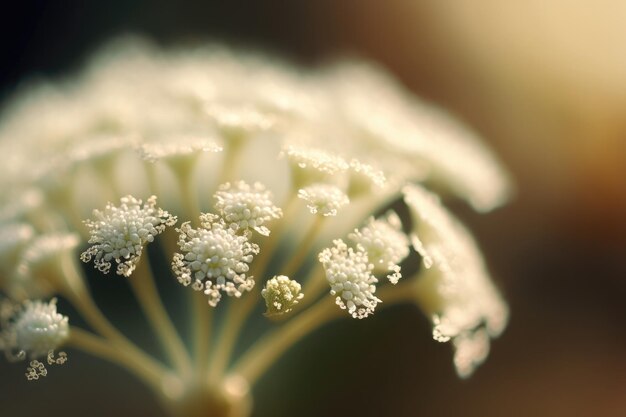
(297, 184, 349, 217)
(81, 195, 176, 277)
(172, 213, 259, 307)
(318, 239, 380, 319)
(261, 275, 304, 317)
(214, 181, 282, 236)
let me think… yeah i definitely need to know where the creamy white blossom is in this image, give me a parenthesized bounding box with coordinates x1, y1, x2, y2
(11, 233, 80, 299)
(403, 184, 508, 377)
(349, 211, 409, 284)
(281, 145, 350, 188)
(81, 195, 176, 277)
(297, 184, 349, 217)
(0, 38, 512, 398)
(261, 275, 304, 317)
(172, 213, 259, 306)
(319, 239, 380, 319)
(1, 298, 69, 360)
(214, 181, 282, 236)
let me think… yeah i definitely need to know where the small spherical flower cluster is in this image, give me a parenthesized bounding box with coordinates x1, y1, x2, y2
(81, 195, 177, 277)
(318, 239, 380, 319)
(297, 184, 349, 217)
(348, 211, 409, 284)
(214, 181, 282, 236)
(261, 275, 304, 317)
(1, 298, 69, 360)
(172, 213, 259, 306)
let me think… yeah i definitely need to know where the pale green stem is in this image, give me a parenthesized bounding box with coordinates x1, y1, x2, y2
(192, 291, 213, 382)
(143, 161, 159, 197)
(278, 215, 324, 279)
(173, 162, 214, 382)
(207, 195, 299, 381)
(218, 136, 246, 184)
(230, 280, 415, 386)
(128, 258, 193, 379)
(68, 326, 168, 392)
(229, 296, 341, 385)
(62, 282, 169, 391)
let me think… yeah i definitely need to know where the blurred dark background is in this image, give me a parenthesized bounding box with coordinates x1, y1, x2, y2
(1, 1, 625, 416)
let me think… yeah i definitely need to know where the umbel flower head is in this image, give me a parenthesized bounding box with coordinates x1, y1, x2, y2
(0, 37, 512, 412)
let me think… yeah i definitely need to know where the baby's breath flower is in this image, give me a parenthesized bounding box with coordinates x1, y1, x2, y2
(349, 211, 409, 284)
(261, 275, 304, 317)
(214, 181, 282, 236)
(172, 213, 259, 306)
(297, 184, 349, 217)
(81, 195, 176, 277)
(319, 239, 380, 319)
(403, 184, 507, 377)
(1, 298, 69, 360)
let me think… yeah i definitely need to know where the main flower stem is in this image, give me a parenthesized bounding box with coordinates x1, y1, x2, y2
(128, 258, 193, 379)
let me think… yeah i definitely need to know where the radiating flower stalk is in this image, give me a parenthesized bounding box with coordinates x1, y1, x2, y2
(0, 38, 512, 417)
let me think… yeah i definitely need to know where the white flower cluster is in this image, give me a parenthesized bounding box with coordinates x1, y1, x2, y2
(0, 298, 69, 360)
(214, 181, 282, 236)
(261, 275, 304, 317)
(172, 213, 259, 306)
(297, 184, 349, 217)
(0, 38, 512, 384)
(349, 211, 409, 284)
(318, 239, 380, 319)
(403, 184, 508, 377)
(81, 195, 177, 277)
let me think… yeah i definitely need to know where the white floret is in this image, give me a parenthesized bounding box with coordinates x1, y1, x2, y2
(172, 213, 259, 307)
(297, 184, 349, 217)
(81, 195, 176, 277)
(318, 239, 380, 319)
(2, 298, 69, 360)
(214, 181, 282, 236)
(349, 211, 410, 284)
